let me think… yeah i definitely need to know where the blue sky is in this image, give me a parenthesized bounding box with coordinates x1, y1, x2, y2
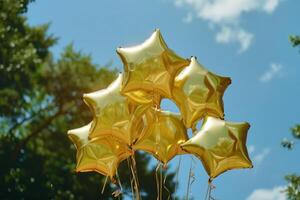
(27, 0, 300, 199)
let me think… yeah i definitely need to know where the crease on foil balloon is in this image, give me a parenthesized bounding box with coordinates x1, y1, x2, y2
(83, 73, 148, 145)
(117, 29, 190, 105)
(172, 57, 231, 130)
(133, 107, 188, 164)
(181, 116, 253, 179)
(66, 29, 253, 198)
(68, 123, 131, 180)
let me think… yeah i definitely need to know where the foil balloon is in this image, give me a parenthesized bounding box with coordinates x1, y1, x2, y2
(68, 123, 131, 179)
(117, 29, 190, 106)
(133, 108, 188, 164)
(181, 116, 253, 179)
(67, 29, 253, 190)
(83, 73, 147, 145)
(173, 57, 231, 130)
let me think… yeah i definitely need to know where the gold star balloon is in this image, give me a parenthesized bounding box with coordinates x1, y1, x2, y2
(133, 108, 188, 164)
(173, 57, 231, 130)
(181, 116, 253, 179)
(67, 29, 253, 191)
(117, 29, 190, 105)
(83, 73, 147, 145)
(68, 123, 131, 180)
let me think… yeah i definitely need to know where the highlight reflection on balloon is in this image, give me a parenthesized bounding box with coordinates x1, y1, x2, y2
(67, 29, 253, 185)
(83, 73, 147, 145)
(133, 108, 188, 164)
(181, 116, 253, 179)
(68, 123, 131, 179)
(173, 57, 231, 130)
(117, 29, 190, 105)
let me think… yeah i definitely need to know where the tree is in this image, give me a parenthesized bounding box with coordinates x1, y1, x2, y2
(289, 35, 300, 48)
(281, 35, 300, 200)
(0, 0, 56, 117)
(281, 125, 300, 150)
(0, 1, 177, 199)
(284, 174, 300, 200)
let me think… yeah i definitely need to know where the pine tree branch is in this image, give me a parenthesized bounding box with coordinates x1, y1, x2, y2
(11, 109, 63, 161)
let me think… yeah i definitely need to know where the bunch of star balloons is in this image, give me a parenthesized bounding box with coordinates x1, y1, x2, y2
(68, 29, 253, 193)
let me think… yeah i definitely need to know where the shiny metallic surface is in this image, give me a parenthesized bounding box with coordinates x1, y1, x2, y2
(181, 117, 253, 179)
(67, 30, 253, 182)
(173, 57, 231, 130)
(83, 74, 147, 145)
(117, 29, 190, 105)
(133, 108, 188, 164)
(68, 123, 131, 179)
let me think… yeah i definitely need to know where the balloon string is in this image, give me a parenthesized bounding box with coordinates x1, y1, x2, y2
(185, 157, 196, 200)
(204, 182, 210, 200)
(116, 169, 123, 193)
(131, 153, 141, 193)
(174, 156, 182, 197)
(210, 182, 216, 200)
(155, 163, 159, 200)
(129, 157, 138, 200)
(155, 162, 163, 200)
(101, 176, 108, 194)
(208, 183, 212, 200)
(163, 169, 171, 200)
(111, 169, 122, 199)
(185, 160, 192, 200)
(152, 89, 160, 109)
(160, 163, 163, 200)
(130, 154, 141, 200)
(127, 158, 136, 200)
(205, 179, 216, 200)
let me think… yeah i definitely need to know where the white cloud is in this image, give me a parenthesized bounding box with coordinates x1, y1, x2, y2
(259, 63, 283, 82)
(216, 26, 253, 52)
(246, 186, 286, 200)
(253, 148, 270, 165)
(247, 146, 270, 170)
(248, 145, 255, 154)
(173, 0, 281, 52)
(264, 0, 280, 13)
(183, 12, 193, 23)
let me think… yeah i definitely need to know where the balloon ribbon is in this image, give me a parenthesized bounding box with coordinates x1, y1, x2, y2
(112, 169, 123, 198)
(101, 176, 108, 194)
(127, 158, 136, 199)
(174, 156, 182, 196)
(155, 162, 163, 200)
(185, 157, 196, 200)
(129, 153, 141, 200)
(205, 179, 216, 200)
(163, 166, 171, 200)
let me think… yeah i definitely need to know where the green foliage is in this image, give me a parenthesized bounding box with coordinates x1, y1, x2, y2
(291, 125, 300, 139)
(284, 174, 300, 200)
(289, 35, 300, 47)
(282, 35, 300, 200)
(283, 124, 300, 200)
(0, 0, 57, 117)
(282, 124, 300, 150)
(0, 1, 177, 199)
(281, 138, 294, 150)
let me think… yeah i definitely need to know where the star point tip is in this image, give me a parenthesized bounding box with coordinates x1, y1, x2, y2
(116, 47, 122, 53)
(83, 93, 93, 101)
(190, 56, 197, 63)
(245, 122, 251, 129)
